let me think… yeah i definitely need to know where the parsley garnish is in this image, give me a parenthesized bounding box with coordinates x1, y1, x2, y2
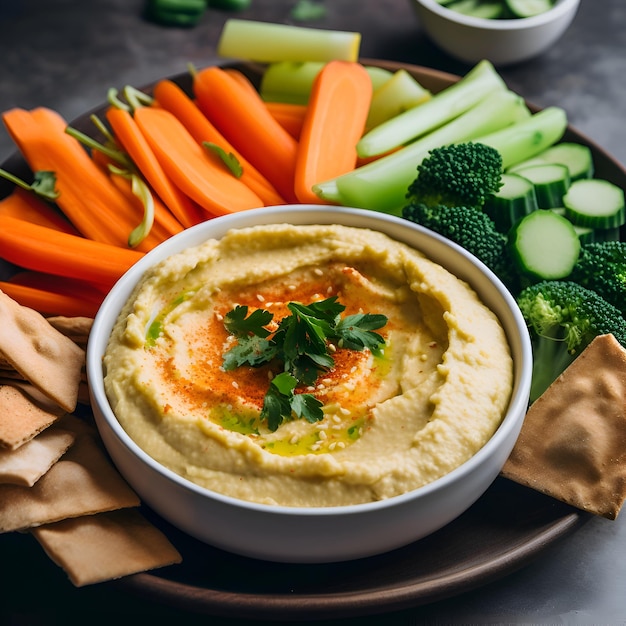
(222, 296, 387, 432)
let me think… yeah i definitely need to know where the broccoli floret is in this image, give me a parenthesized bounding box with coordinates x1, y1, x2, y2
(516, 280, 626, 402)
(406, 142, 503, 210)
(402, 202, 517, 291)
(569, 240, 626, 317)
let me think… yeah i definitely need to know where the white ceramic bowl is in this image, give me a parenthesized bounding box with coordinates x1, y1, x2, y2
(87, 205, 532, 564)
(411, 0, 580, 66)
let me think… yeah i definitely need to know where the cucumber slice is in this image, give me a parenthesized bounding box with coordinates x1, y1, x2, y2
(562, 179, 626, 229)
(483, 172, 538, 232)
(550, 208, 595, 244)
(537, 142, 594, 180)
(446, 0, 504, 18)
(508, 209, 580, 280)
(514, 163, 570, 208)
(505, 0, 555, 18)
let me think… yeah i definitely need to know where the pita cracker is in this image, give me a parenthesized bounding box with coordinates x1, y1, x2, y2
(0, 434, 140, 532)
(0, 426, 75, 486)
(0, 383, 66, 450)
(502, 334, 626, 520)
(0, 290, 85, 412)
(45, 315, 93, 340)
(32, 509, 182, 587)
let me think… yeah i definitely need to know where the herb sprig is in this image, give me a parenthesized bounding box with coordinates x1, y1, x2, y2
(222, 296, 387, 432)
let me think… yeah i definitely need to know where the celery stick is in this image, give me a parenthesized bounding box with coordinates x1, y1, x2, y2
(475, 106, 568, 169)
(217, 19, 361, 63)
(366, 69, 431, 130)
(356, 59, 507, 158)
(314, 90, 529, 214)
(260, 61, 324, 104)
(260, 61, 393, 105)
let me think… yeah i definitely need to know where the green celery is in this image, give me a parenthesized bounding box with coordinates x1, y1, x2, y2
(475, 106, 568, 169)
(217, 19, 361, 63)
(356, 59, 507, 158)
(314, 90, 529, 214)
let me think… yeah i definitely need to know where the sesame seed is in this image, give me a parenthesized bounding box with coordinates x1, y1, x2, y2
(337, 441, 346, 449)
(289, 435, 298, 445)
(288, 284, 296, 291)
(256, 293, 265, 302)
(339, 407, 350, 416)
(332, 415, 341, 423)
(231, 381, 239, 389)
(318, 430, 327, 440)
(328, 343, 337, 353)
(314, 268, 323, 276)
(215, 312, 224, 321)
(332, 424, 342, 430)
(322, 378, 332, 385)
(326, 286, 333, 294)
(328, 442, 337, 451)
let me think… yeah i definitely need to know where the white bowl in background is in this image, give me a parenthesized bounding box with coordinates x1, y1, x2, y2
(411, 0, 580, 65)
(87, 205, 532, 564)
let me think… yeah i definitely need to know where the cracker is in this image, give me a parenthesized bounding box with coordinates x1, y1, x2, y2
(0, 382, 65, 450)
(32, 508, 182, 587)
(502, 334, 626, 520)
(0, 426, 75, 486)
(0, 434, 140, 532)
(46, 315, 93, 348)
(0, 290, 85, 412)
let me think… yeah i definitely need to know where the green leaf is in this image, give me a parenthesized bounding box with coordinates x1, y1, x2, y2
(224, 305, 273, 338)
(291, 392, 324, 424)
(335, 313, 387, 353)
(203, 141, 244, 178)
(0, 168, 59, 202)
(222, 335, 276, 369)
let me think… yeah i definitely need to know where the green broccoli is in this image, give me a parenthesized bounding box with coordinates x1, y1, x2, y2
(405, 141, 503, 210)
(516, 280, 626, 402)
(569, 240, 626, 317)
(402, 203, 517, 289)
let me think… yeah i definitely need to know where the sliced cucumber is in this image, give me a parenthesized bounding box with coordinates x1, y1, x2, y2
(538, 142, 594, 180)
(446, 0, 504, 18)
(513, 163, 570, 209)
(508, 209, 580, 280)
(484, 172, 538, 232)
(505, 0, 555, 18)
(550, 208, 595, 244)
(562, 178, 626, 229)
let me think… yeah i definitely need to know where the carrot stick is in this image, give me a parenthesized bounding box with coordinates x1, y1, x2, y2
(106, 167, 186, 239)
(0, 282, 102, 318)
(133, 106, 264, 217)
(294, 60, 372, 204)
(265, 102, 307, 140)
(4, 271, 106, 317)
(192, 66, 299, 203)
(0, 187, 80, 234)
(1, 107, 163, 251)
(105, 107, 205, 228)
(0, 215, 143, 288)
(152, 79, 285, 206)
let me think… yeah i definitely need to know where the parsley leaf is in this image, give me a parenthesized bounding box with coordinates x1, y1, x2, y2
(222, 296, 387, 431)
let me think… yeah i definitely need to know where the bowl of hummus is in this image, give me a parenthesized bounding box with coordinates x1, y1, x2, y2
(87, 205, 532, 563)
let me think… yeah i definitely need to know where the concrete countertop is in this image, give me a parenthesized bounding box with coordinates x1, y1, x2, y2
(1, 1, 625, 624)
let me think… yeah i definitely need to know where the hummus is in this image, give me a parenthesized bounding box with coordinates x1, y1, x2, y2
(103, 224, 513, 507)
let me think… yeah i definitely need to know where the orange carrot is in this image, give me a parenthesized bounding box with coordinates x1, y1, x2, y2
(265, 102, 307, 140)
(1, 107, 164, 251)
(0, 281, 102, 318)
(105, 107, 205, 228)
(193, 66, 299, 203)
(294, 61, 372, 204)
(152, 79, 285, 207)
(0, 187, 80, 234)
(133, 106, 264, 217)
(0, 215, 143, 288)
(4, 271, 106, 317)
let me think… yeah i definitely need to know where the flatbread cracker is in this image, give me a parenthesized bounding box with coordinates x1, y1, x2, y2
(0, 290, 85, 412)
(0, 434, 140, 532)
(502, 334, 626, 520)
(0, 383, 66, 450)
(0, 425, 75, 486)
(32, 508, 182, 587)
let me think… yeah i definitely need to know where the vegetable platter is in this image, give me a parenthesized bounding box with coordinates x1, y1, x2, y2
(1, 51, 624, 618)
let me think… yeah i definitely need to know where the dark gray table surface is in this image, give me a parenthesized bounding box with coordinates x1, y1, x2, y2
(1, 1, 625, 624)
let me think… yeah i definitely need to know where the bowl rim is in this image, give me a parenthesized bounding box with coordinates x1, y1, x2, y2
(413, 0, 580, 30)
(87, 204, 532, 518)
